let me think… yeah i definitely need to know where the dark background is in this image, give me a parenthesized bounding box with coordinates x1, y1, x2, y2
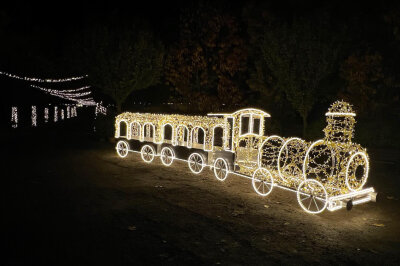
(1, 0, 399, 144)
(2, 2, 400, 265)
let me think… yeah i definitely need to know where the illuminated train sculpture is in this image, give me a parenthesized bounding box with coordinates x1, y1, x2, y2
(115, 101, 376, 214)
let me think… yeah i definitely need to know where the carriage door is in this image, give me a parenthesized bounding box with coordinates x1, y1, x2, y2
(235, 137, 259, 174)
(235, 114, 259, 174)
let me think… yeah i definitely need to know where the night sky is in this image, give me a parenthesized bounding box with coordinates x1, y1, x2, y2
(1, 0, 400, 142)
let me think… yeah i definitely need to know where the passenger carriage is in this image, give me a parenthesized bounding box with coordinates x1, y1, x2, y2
(114, 101, 376, 214)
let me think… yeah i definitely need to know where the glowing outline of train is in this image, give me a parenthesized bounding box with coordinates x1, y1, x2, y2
(114, 101, 376, 214)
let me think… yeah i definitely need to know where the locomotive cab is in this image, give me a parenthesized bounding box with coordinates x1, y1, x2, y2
(208, 108, 270, 175)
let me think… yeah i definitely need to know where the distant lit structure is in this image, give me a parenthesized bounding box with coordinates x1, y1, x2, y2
(11, 107, 18, 128)
(31, 106, 37, 127)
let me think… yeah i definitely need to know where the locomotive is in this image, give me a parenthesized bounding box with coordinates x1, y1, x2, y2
(114, 101, 376, 214)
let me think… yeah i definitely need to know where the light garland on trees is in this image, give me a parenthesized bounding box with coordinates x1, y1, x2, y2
(30, 84, 96, 106)
(31, 85, 92, 97)
(0, 71, 87, 83)
(11, 107, 18, 128)
(61, 109, 64, 120)
(67, 106, 70, 119)
(114, 102, 376, 214)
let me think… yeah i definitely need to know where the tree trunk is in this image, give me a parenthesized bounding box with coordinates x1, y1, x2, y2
(302, 114, 308, 139)
(116, 102, 122, 113)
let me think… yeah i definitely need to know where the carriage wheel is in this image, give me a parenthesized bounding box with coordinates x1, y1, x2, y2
(297, 179, 328, 214)
(213, 158, 229, 181)
(252, 168, 274, 196)
(160, 147, 175, 166)
(116, 140, 129, 158)
(188, 153, 204, 174)
(141, 145, 155, 163)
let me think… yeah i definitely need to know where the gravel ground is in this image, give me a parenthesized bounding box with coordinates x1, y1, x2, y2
(4, 134, 400, 265)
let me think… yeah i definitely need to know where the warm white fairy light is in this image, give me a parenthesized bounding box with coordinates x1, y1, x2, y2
(54, 106, 58, 122)
(0, 70, 87, 82)
(11, 106, 18, 128)
(44, 107, 49, 122)
(61, 109, 64, 120)
(67, 106, 70, 119)
(30, 85, 96, 106)
(31, 85, 91, 95)
(31, 106, 37, 127)
(114, 101, 375, 214)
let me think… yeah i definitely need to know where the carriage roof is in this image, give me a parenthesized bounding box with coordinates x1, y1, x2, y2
(207, 108, 271, 118)
(116, 112, 224, 129)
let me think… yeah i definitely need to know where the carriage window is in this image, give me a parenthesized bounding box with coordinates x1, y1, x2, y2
(131, 123, 140, 137)
(241, 115, 250, 135)
(253, 118, 261, 135)
(119, 121, 127, 137)
(213, 127, 223, 147)
(164, 124, 172, 140)
(145, 124, 153, 138)
(197, 128, 205, 144)
(184, 128, 188, 141)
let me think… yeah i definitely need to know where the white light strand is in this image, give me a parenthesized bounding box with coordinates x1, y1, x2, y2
(0, 71, 87, 83)
(31, 85, 92, 97)
(44, 107, 49, 123)
(11, 106, 18, 128)
(67, 106, 70, 119)
(54, 106, 58, 122)
(61, 109, 64, 120)
(31, 106, 37, 127)
(30, 84, 96, 106)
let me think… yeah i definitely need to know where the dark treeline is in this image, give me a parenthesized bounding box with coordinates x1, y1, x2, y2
(1, 1, 399, 147)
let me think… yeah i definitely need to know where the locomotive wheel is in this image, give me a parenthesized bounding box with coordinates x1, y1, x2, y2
(345, 151, 369, 191)
(141, 145, 155, 163)
(188, 153, 204, 174)
(213, 158, 229, 181)
(252, 168, 274, 196)
(160, 147, 175, 166)
(297, 179, 328, 214)
(116, 140, 129, 158)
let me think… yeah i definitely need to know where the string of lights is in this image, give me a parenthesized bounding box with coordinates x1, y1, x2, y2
(31, 85, 92, 97)
(0, 71, 87, 83)
(30, 85, 96, 106)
